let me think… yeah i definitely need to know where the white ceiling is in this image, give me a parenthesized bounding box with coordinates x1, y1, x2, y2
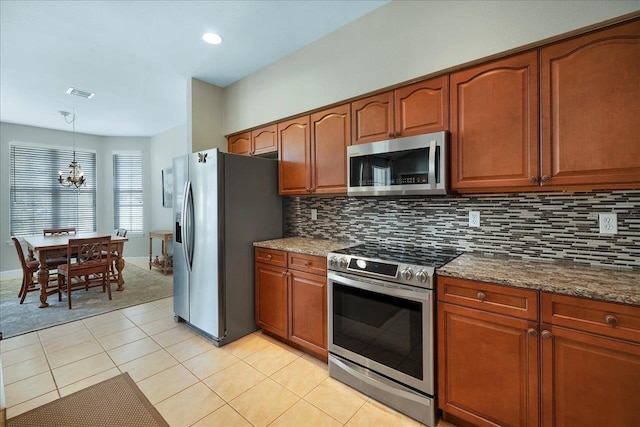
(0, 0, 388, 137)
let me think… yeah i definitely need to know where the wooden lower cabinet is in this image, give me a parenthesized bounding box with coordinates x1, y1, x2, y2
(540, 292, 640, 427)
(438, 302, 539, 427)
(254, 247, 327, 360)
(438, 277, 640, 427)
(289, 270, 327, 356)
(255, 262, 287, 339)
(540, 325, 640, 427)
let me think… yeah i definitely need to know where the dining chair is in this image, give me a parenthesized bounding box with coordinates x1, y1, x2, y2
(57, 236, 112, 309)
(43, 227, 77, 236)
(12, 237, 40, 304)
(107, 228, 127, 279)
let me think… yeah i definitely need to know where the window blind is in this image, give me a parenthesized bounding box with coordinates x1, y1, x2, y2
(10, 143, 97, 236)
(113, 152, 144, 235)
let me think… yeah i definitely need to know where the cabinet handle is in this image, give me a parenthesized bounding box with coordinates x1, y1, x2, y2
(477, 292, 487, 302)
(529, 176, 539, 183)
(604, 314, 618, 327)
(304, 261, 310, 267)
(527, 328, 538, 337)
(388, 133, 394, 138)
(541, 175, 551, 183)
(266, 254, 272, 260)
(541, 330, 553, 339)
(395, 132, 400, 138)
(282, 271, 287, 277)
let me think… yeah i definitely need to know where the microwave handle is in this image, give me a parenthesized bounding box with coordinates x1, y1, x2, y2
(428, 139, 436, 189)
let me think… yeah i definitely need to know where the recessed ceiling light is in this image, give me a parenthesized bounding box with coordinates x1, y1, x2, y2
(66, 87, 95, 99)
(202, 32, 223, 45)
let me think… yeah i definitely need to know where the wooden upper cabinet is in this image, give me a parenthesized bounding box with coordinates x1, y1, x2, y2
(351, 92, 393, 145)
(228, 131, 251, 156)
(394, 76, 449, 138)
(278, 116, 311, 195)
(450, 51, 539, 191)
(541, 19, 640, 188)
(351, 76, 449, 145)
(252, 124, 277, 156)
(311, 104, 351, 194)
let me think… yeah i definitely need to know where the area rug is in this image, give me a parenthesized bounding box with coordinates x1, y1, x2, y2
(7, 372, 169, 427)
(0, 263, 173, 339)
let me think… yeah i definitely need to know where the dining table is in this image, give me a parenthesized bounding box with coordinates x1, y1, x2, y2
(23, 232, 129, 308)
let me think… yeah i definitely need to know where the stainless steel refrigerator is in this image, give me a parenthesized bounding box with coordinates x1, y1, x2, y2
(172, 149, 282, 346)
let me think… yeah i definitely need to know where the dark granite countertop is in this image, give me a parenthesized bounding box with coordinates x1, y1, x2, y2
(253, 237, 356, 258)
(437, 253, 640, 306)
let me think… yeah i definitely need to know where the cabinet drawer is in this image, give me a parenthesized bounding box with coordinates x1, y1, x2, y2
(437, 276, 539, 321)
(254, 247, 287, 268)
(542, 292, 640, 343)
(288, 253, 326, 275)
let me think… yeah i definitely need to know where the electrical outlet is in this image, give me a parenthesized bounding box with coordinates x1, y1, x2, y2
(311, 209, 318, 221)
(469, 211, 480, 228)
(599, 213, 617, 234)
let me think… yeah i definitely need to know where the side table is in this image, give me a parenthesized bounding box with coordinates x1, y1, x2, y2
(149, 230, 173, 275)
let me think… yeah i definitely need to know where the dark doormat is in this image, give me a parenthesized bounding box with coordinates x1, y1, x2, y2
(7, 372, 169, 427)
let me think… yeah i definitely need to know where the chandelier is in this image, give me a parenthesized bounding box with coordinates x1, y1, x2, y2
(57, 110, 85, 188)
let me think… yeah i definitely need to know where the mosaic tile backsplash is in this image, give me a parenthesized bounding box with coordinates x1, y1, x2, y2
(284, 191, 640, 270)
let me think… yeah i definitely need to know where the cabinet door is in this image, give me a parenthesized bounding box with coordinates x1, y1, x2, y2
(255, 262, 288, 339)
(278, 116, 311, 195)
(311, 104, 350, 195)
(288, 270, 327, 358)
(450, 51, 539, 191)
(438, 302, 539, 427)
(541, 19, 640, 188)
(394, 76, 449, 138)
(351, 91, 394, 145)
(252, 124, 277, 156)
(228, 131, 251, 156)
(541, 325, 640, 427)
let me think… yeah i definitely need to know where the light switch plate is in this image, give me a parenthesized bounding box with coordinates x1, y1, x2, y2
(311, 208, 318, 221)
(599, 213, 617, 234)
(469, 211, 480, 228)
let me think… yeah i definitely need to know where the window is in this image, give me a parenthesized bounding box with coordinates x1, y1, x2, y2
(10, 142, 97, 236)
(113, 152, 143, 235)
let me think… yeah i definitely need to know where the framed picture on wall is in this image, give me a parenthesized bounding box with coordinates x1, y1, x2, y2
(162, 167, 173, 208)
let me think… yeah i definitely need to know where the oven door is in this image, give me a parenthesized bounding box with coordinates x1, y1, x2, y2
(328, 271, 434, 395)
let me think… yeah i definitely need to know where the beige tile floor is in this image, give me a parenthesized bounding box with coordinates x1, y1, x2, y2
(1, 261, 454, 427)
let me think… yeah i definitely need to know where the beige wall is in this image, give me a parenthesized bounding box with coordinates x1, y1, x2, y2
(188, 78, 226, 153)
(222, 0, 640, 134)
(150, 123, 188, 231)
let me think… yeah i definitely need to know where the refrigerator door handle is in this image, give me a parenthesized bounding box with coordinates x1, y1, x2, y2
(182, 180, 193, 272)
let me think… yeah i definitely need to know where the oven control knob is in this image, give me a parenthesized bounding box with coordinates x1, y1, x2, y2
(338, 257, 348, 269)
(416, 270, 428, 283)
(400, 268, 413, 280)
(328, 256, 338, 268)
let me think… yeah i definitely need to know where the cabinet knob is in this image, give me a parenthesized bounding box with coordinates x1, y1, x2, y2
(604, 314, 618, 326)
(395, 132, 401, 138)
(266, 254, 272, 260)
(389, 133, 394, 138)
(527, 328, 538, 337)
(477, 292, 487, 302)
(282, 271, 287, 277)
(541, 175, 551, 183)
(541, 330, 553, 339)
(529, 176, 539, 183)
(304, 260, 310, 267)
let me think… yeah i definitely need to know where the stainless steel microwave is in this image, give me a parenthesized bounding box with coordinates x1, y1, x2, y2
(347, 131, 448, 196)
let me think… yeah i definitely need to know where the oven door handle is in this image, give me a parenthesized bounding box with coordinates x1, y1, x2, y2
(328, 272, 431, 303)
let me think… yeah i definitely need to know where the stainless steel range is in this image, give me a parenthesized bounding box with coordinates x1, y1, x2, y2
(327, 243, 459, 426)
